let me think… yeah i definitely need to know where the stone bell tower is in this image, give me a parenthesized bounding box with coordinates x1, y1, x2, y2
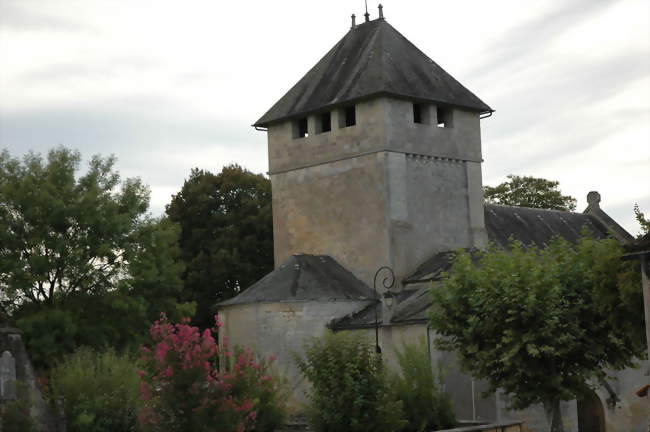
(253, 8, 492, 287)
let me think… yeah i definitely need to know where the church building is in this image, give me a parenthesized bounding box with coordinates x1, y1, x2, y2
(217, 7, 647, 432)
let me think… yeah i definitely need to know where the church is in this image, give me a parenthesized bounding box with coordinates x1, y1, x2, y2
(217, 7, 647, 432)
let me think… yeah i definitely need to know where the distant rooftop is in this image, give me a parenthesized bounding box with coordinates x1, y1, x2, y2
(255, 16, 491, 128)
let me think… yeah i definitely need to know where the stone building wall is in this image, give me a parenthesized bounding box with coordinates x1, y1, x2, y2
(268, 96, 486, 288)
(218, 299, 372, 412)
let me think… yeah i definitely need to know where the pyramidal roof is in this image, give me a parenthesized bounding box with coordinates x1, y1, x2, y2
(218, 254, 376, 307)
(254, 18, 492, 127)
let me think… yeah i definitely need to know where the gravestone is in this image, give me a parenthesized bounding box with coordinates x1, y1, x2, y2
(0, 350, 16, 400)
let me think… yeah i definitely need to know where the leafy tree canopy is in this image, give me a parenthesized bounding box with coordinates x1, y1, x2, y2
(484, 175, 577, 211)
(430, 235, 643, 432)
(0, 147, 192, 366)
(166, 165, 273, 328)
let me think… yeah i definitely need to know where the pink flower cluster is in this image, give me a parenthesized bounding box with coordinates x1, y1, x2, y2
(138, 314, 276, 432)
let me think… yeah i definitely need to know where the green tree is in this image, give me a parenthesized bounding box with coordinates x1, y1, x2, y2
(430, 235, 643, 432)
(295, 332, 406, 432)
(49, 348, 141, 432)
(484, 175, 577, 211)
(0, 147, 147, 307)
(166, 165, 273, 328)
(391, 340, 455, 432)
(0, 147, 191, 365)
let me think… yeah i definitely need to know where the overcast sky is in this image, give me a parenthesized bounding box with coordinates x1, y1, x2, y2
(1, 0, 648, 234)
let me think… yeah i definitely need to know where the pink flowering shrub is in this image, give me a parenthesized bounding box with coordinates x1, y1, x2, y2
(138, 314, 286, 432)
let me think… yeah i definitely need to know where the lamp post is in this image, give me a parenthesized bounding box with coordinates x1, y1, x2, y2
(373, 266, 395, 354)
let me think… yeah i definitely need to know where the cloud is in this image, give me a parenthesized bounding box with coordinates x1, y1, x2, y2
(468, 0, 618, 78)
(0, 98, 267, 195)
(0, 1, 90, 33)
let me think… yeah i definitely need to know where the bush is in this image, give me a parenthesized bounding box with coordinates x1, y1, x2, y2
(226, 347, 289, 432)
(295, 332, 406, 432)
(0, 382, 39, 432)
(138, 314, 286, 432)
(391, 341, 455, 431)
(49, 347, 141, 432)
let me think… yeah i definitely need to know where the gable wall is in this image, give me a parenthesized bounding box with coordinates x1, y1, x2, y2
(218, 300, 372, 412)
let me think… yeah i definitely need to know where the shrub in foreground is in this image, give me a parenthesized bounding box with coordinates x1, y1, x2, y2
(296, 332, 405, 432)
(0, 382, 39, 432)
(391, 341, 455, 432)
(138, 314, 286, 432)
(49, 347, 140, 432)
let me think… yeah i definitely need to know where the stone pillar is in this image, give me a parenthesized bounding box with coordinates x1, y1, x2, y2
(0, 323, 57, 430)
(0, 350, 16, 400)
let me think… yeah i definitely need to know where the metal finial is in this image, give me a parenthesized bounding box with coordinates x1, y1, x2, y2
(351, 14, 356, 29)
(364, 0, 370, 22)
(378, 4, 384, 19)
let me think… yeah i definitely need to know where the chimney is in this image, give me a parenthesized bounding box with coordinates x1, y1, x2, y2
(587, 191, 601, 209)
(378, 4, 384, 19)
(350, 14, 356, 29)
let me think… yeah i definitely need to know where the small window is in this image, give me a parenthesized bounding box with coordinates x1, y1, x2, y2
(437, 107, 453, 128)
(318, 112, 331, 134)
(414, 103, 431, 124)
(293, 117, 309, 138)
(343, 105, 356, 127)
(414, 103, 422, 123)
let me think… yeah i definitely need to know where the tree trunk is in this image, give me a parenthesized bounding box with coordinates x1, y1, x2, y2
(544, 399, 564, 432)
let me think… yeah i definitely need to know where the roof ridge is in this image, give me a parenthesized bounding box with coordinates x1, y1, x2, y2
(486, 203, 582, 215)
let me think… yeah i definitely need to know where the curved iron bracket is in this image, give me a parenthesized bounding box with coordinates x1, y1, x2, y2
(372, 266, 395, 355)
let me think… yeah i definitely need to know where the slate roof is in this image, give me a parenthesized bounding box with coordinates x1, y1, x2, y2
(405, 204, 614, 283)
(623, 233, 650, 255)
(484, 204, 612, 249)
(254, 18, 491, 127)
(331, 287, 431, 330)
(335, 204, 627, 329)
(218, 254, 375, 307)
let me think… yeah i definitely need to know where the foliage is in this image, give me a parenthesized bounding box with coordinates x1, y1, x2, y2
(48, 347, 141, 432)
(633, 203, 650, 235)
(166, 165, 273, 328)
(138, 314, 286, 432)
(484, 175, 577, 211)
(0, 147, 191, 366)
(0, 147, 148, 307)
(121, 218, 195, 323)
(391, 341, 455, 432)
(0, 382, 39, 432)
(295, 331, 406, 432)
(430, 235, 643, 431)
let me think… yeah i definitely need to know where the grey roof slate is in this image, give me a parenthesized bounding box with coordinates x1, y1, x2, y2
(623, 233, 650, 255)
(218, 254, 375, 307)
(330, 286, 434, 330)
(405, 204, 613, 283)
(484, 204, 611, 249)
(254, 18, 491, 127)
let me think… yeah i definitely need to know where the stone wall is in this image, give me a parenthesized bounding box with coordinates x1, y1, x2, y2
(218, 299, 372, 412)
